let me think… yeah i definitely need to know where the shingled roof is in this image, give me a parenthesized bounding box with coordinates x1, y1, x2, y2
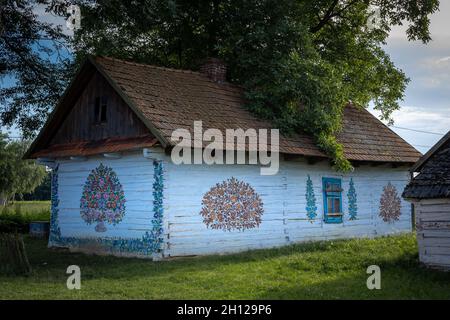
(403, 132, 450, 199)
(26, 56, 422, 163)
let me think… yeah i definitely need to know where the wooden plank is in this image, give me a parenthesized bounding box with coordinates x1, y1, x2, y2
(418, 203, 450, 214)
(419, 230, 450, 238)
(421, 254, 450, 266)
(421, 237, 450, 247)
(418, 211, 450, 222)
(418, 221, 450, 231)
(424, 247, 450, 256)
(50, 71, 150, 145)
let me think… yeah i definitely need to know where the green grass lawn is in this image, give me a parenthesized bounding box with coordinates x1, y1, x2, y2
(1, 233, 450, 299)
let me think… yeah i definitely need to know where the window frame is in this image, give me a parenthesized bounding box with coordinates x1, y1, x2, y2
(100, 96, 107, 123)
(93, 96, 107, 125)
(322, 177, 343, 224)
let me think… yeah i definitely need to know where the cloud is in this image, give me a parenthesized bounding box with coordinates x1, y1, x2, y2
(369, 105, 448, 154)
(436, 56, 450, 63)
(34, 3, 74, 36)
(392, 106, 449, 131)
(382, 29, 450, 114)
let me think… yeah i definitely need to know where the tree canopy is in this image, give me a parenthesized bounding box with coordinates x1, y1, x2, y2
(0, 0, 440, 170)
(0, 0, 72, 137)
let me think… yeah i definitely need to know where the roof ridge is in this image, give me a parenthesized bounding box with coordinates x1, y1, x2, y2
(411, 130, 450, 172)
(97, 55, 202, 74)
(95, 56, 244, 89)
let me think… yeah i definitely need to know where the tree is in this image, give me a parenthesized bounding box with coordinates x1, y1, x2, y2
(0, 0, 72, 137)
(0, 133, 46, 205)
(17, 171, 51, 200)
(1, 1, 440, 170)
(66, 0, 438, 171)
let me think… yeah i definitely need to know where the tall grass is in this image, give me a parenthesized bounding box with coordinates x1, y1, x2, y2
(0, 201, 50, 233)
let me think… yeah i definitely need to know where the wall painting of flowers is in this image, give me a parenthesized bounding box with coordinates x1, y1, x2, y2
(200, 177, 264, 231)
(80, 163, 126, 232)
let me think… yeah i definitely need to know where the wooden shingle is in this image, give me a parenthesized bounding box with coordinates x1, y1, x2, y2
(403, 134, 450, 199)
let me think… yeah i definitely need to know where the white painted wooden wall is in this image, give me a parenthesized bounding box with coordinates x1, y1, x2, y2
(54, 149, 412, 258)
(414, 199, 450, 270)
(57, 152, 156, 240)
(162, 154, 412, 257)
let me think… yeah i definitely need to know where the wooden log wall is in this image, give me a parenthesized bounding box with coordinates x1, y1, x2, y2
(415, 199, 450, 270)
(53, 149, 412, 259)
(163, 156, 412, 257)
(57, 152, 155, 240)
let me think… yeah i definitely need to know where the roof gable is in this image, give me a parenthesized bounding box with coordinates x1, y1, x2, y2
(49, 71, 150, 145)
(410, 131, 450, 172)
(403, 137, 450, 199)
(27, 55, 422, 164)
(25, 56, 163, 158)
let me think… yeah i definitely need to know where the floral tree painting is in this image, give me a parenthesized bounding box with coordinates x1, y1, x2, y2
(200, 177, 264, 231)
(80, 163, 126, 232)
(379, 182, 401, 223)
(305, 175, 317, 221)
(347, 178, 357, 220)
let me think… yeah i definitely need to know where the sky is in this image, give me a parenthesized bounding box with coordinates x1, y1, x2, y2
(369, 1, 450, 153)
(2, 3, 449, 154)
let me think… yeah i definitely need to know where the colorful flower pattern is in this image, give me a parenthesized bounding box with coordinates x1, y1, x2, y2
(49, 165, 61, 245)
(80, 164, 126, 232)
(200, 177, 264, 231)
(347, 178, 357, 220)
(379, 182, 401, 223)
(49, 161, 164, 256)
(305, 175, 317, 220)
(149, 160, 164, 252)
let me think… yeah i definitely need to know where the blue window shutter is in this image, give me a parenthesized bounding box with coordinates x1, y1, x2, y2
(322, 177, 343, 224)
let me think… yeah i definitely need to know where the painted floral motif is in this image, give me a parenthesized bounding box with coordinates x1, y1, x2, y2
(305, 175, 317, 220)
(347, 178, 357, 220)
(149, 160, 164, 252)
(80, 163, 126, 232)
(49, 165, 61, 245)
(49, 161, 164, 257)
(379, 182, 401, 223)
(200, 177, 264, 231)
(56, 231, 158, 256)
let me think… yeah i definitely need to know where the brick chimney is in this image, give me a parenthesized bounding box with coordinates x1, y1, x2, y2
(200, 57, 227, 83)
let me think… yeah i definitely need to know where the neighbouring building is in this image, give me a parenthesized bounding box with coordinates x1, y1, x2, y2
(403, 131, 450, 270)
(26, 56, 421, 259)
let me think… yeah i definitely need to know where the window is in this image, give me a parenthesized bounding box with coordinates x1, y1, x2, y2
(322, 177, 343, 223)
(93, 96, 107, 124)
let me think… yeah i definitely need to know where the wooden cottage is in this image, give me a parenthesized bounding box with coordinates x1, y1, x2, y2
(403, 131, 450, 270)
(26, 56, 421, 259)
